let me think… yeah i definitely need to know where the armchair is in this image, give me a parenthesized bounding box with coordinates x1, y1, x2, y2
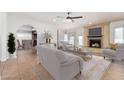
(102, 44, 124, 61)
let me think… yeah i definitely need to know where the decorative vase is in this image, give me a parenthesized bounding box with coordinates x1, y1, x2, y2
(9, 54, 14, 59)
(9, 52, 16, 59)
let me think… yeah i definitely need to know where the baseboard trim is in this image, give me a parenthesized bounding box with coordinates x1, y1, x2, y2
(0, 58, 7, 62)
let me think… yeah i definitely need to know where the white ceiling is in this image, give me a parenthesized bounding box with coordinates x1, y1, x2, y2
(24, 12, 124, 29)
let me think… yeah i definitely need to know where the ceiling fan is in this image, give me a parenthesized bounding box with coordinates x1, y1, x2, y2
(57, 12, 83, 22)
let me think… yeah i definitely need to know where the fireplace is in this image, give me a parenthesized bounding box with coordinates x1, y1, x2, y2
(88, 27, 102, 48)
(89, 39, 101, 48)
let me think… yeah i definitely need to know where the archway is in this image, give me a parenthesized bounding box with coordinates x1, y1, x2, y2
(16, 24, 37, 50)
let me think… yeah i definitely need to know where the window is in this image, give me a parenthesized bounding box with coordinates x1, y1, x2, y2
(114, 27, 124, 43)
(64, 34, 68, 41)
(69, 36, 74, 45)
(78, 36, 83, 46)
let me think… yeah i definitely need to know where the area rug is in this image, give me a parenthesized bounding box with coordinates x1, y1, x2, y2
(75, 56, 111, 80)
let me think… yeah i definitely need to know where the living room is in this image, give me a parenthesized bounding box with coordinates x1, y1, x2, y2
(1, 12, 124, 80)
(58, 16, 124, 55)
(1, 0, 124, 93)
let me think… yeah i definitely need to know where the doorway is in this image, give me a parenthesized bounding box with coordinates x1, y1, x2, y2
(16, 25, 37, 50)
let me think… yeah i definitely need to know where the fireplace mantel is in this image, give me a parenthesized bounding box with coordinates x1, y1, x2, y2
(87, 35, 103, 38)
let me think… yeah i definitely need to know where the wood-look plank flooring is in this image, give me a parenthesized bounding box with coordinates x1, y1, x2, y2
(0, 50, 53, 80)
(102, 60, 124, 80)
(0, 50, 124, 80)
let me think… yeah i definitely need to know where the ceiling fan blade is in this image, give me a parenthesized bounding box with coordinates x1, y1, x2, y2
(66, 16, 72, 19)
(69, 16, 83, 19)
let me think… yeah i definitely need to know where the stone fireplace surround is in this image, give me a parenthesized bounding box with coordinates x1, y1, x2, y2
(84, 24, 110, 50)
(87, 26, 102, 48)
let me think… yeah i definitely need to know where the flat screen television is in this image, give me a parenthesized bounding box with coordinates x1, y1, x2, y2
(89, 27, 101, 36)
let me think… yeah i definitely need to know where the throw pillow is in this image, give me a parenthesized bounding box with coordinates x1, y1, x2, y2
(109, 43, 117, 50)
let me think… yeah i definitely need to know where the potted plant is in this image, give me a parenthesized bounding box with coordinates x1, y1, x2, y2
(7, 33, 16, 58)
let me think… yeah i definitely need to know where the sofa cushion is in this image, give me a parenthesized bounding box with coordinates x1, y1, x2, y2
(64, 53, 83, 63)
(55, 50, 67, 64)
(55, 50, 83, 64)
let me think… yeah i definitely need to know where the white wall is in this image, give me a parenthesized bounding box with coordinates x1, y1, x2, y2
(7, 13, 58, 44)
(17, 31, 32, 40)
(0, 13, 7, 61)
(110, 20, 124, 43)
(0, 13, 58, 61)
